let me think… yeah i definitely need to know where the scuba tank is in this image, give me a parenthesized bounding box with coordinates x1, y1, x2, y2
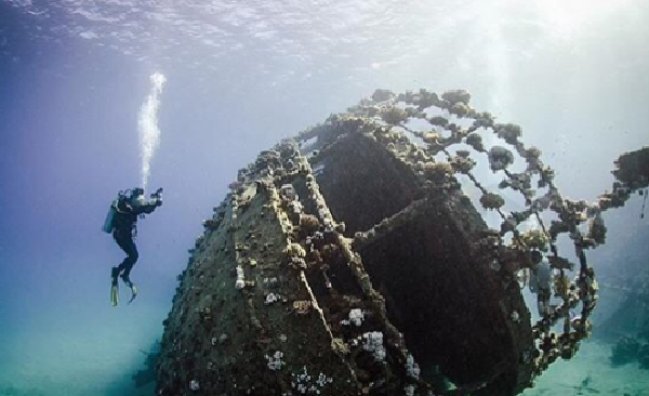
(102, 203, 117, 233)
(102, 190, 129, 233)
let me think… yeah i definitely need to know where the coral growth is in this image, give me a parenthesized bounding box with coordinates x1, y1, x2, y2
(519, 229, 549, 252)
(488, 146, 514, 171)
(480, 192, 505, 210)
(380, 106, 408, 125)
(441, 89, 471, 105)
(612, 147, 649, 189)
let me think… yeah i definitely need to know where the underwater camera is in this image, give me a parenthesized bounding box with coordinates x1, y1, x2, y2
(150, 187, 163, 199)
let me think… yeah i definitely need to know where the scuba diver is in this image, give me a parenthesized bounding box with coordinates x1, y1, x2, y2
(529, 250, 553, 316)
(103, 187, 163, 306)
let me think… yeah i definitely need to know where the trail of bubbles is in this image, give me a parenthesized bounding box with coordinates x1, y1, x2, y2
(138, 72, 166, 191)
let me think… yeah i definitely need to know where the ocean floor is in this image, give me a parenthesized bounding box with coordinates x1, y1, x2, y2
(1, 334, 647, 396)
(0, 278, 645, 396)
(0, 299, 165, 396)
(522, 339, 649, 396)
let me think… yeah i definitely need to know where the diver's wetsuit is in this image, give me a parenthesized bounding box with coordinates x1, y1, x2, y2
(530, 258, 553, 315)
(112, 195, 161, 285)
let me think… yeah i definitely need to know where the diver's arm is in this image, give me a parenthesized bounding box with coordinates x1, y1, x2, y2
(131, 196, 163, 215)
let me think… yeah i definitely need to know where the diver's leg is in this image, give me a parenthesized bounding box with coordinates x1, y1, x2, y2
(112, 231, 129, 286)
(119, 238, 139, 285)
(537, 288, 550, 316)
(115, 233, 139, 281)
(111, 231, 131, 306)
(111, 267, 119, 286)
(115, 235, 139, 303)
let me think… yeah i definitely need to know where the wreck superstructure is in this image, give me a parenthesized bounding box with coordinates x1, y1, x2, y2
(156, 89, 649, 396)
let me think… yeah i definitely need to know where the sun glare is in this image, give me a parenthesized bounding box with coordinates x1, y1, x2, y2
(528, 0, 636, 40)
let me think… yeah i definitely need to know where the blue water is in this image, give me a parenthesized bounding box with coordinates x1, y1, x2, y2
(1, 1, 648, 395)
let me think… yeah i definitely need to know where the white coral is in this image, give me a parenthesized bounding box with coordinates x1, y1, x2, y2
(405, 385, 416, 396)
(361, 331, 386, 362)
(341, 308, 365, 327)
(235, 265, 245, 289)
(189, 379, 200, 391)
(406, 354, 421, 379)
(265, 350, 285, 371)
(265, 293, 279, 305)
(291, 366, 333, 395)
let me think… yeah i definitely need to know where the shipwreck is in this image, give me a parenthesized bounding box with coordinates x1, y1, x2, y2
(155, 89, 649, 396)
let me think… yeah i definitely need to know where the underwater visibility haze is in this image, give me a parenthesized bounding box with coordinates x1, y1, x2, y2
(1, 0, 649, 395)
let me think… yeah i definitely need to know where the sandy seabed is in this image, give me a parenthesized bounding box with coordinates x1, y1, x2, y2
(1, 337, 647, 396)
(0, 298, 165, 396)
(522, 340, 649, 396)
